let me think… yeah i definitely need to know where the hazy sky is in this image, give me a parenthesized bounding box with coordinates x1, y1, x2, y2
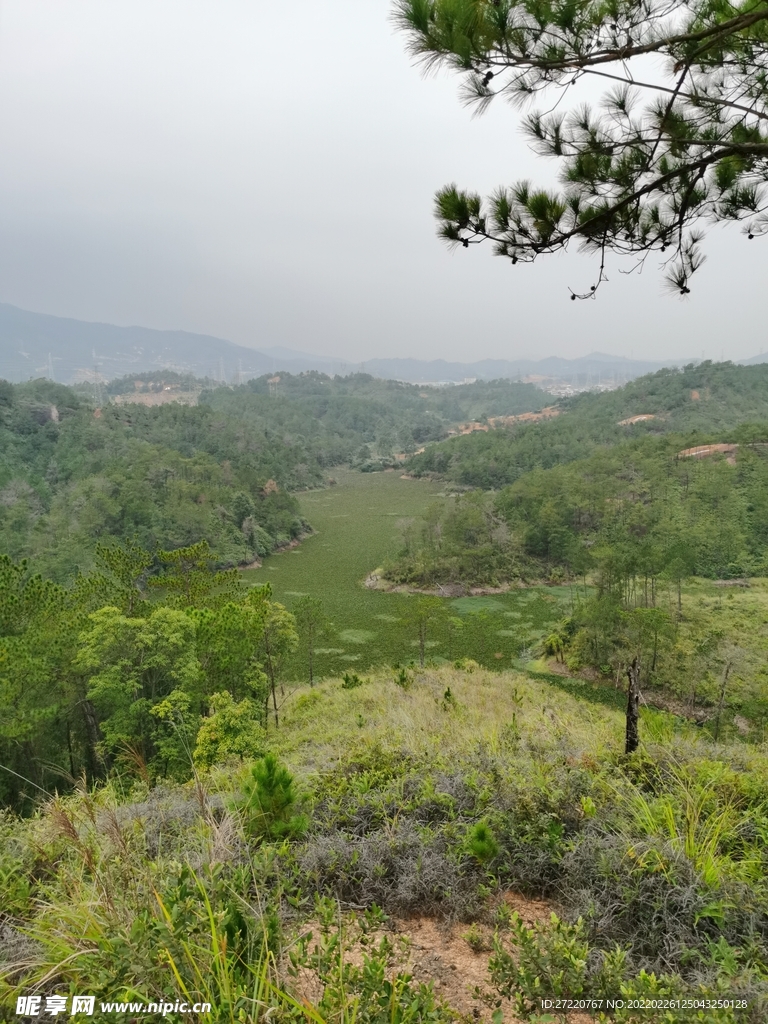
(0, 1, 764, 363)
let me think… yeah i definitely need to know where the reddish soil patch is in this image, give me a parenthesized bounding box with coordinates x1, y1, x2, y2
(678, 443, 738, 463)
(456, 407, 561, 436)
(493, 407, 560, 426)
(618, 414, 657, 425)
(404, 916, 504, 1018)
(288, 894, 595, 1022)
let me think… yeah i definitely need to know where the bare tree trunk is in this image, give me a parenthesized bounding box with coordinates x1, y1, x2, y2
(625, 658, 641, 754)
(66, 720, 75, 778)
(714, 661, 732, 742)
(271, 677, 279, 728)
(79, 697, 108, 776)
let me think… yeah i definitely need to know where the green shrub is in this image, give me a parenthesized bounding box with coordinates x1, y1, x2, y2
(233, 754, 308, 842)
(341, 671, 364, 689)
(463, 922, 491, 952)
(491, 911, 590, 1013)
(393, 665, 414, 689)
(491, 910, 753, 1022)
(466, 820, 499, 865)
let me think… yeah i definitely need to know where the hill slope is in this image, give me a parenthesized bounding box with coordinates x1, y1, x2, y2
(407, 361, 768, 487)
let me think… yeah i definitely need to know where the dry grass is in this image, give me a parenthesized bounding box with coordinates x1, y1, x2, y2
(266, 664, 697, 777)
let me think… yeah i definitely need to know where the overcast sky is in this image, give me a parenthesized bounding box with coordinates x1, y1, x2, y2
(0, 0, 764, 363)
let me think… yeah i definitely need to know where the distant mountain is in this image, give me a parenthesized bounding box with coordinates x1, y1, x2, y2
(0, 301, 763, 386)
(0, 303, 350, 384)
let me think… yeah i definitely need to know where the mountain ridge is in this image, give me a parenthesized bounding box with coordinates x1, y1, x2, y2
(0, 301, 763, 385)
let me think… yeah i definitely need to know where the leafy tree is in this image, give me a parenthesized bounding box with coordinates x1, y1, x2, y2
(0, 557, 83, 807)
(193, 691, 265, 769)
(396, 0, 768, 295)
(231, 491, 255, 530)
(293, 595, 330, 686)
(191, 595, 270, 702)
(151, 541, 245, 609)
(257, 602, 299, 727)
(73, 537, 153, 615)
(148, 689, 198, 781)
(623, 606, 676, 677)
(76, 605, 201, 777)
(407, 595, 443, 667)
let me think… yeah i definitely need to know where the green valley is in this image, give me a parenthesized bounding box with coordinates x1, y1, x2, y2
(3, 361, 768, 1023)
(244, 470, 571, 678)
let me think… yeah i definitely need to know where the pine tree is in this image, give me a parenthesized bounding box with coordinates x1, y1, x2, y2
(395, 0, 768, 294)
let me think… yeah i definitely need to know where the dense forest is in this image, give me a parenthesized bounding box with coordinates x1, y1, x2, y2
(0, 538, 298, 811)
(389, 432, 768, 587)
(406, 362, 768, 488)
(0, 373, 542, 579)
(392, 364, 768, 590)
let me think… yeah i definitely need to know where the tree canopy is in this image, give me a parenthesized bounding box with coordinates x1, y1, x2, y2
(395, 0, 768, 294)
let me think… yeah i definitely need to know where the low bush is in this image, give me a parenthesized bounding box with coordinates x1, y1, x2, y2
(232, 754, 308, 843)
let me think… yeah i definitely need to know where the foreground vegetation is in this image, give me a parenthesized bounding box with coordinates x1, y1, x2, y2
(2, 667, 766, 1022)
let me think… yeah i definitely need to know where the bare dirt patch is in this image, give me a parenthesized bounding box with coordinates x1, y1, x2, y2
(618, 414, 657, 426)
(287, 893, 584, 1023)
(678, 443, 738, 462)
(403, 895, 599, 1023)
(455, 407, 561, 436)
(112, 390, 199, 407)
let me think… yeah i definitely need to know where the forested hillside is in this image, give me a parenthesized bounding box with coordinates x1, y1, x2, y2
(390, 434, 768, 585)
(407, 362, 768, 488)
(0, 373, 543, 579)
(382, 364, 768, 730)
(203, 371, 545, 466)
